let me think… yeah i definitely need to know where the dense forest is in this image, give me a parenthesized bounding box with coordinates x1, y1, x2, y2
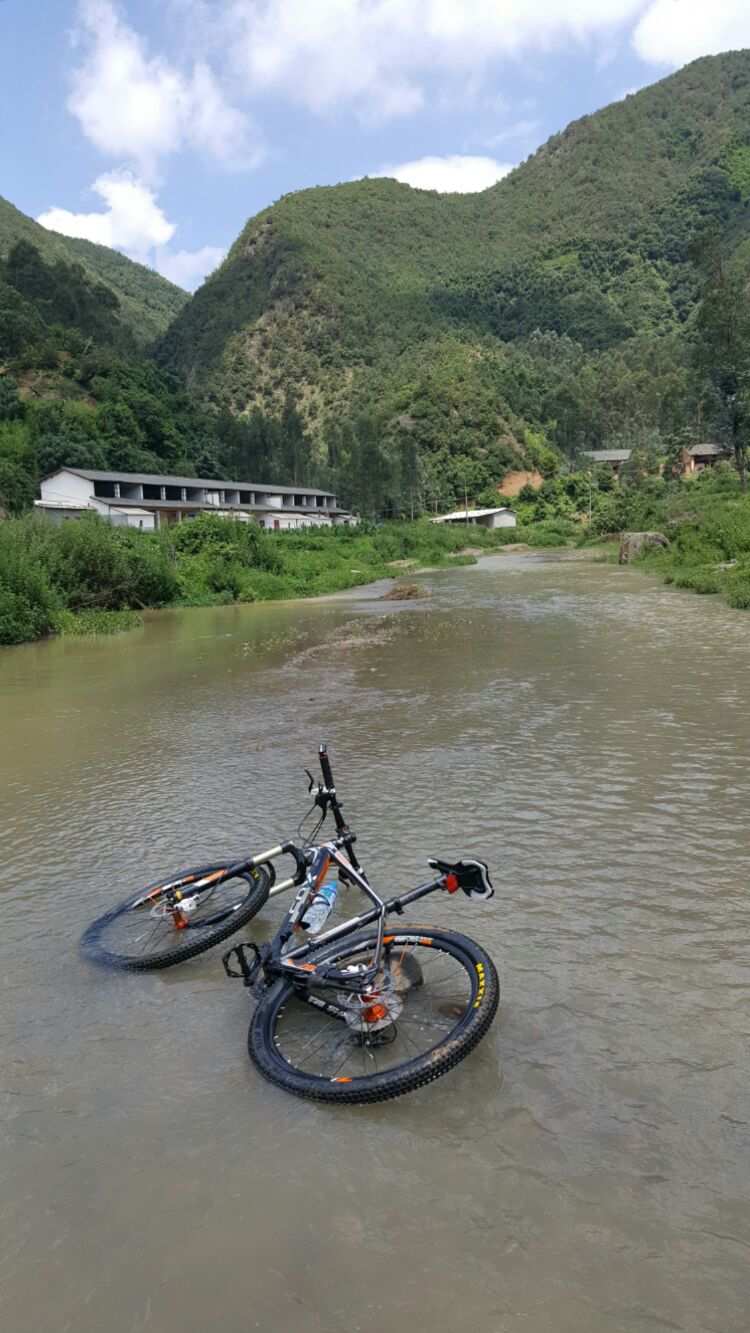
(5, 51, 750, 519)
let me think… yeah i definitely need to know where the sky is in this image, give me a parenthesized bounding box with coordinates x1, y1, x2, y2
(2, 2, 750, 290)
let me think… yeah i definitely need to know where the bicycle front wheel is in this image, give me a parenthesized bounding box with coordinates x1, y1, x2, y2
(81, 862, 272, 971)
(248, 927, 499, 1104)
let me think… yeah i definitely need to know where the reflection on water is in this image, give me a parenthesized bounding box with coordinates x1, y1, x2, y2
(2, 553, 749, 1333)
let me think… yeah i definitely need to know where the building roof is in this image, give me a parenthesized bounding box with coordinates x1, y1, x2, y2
(432, 506, 516, 522)
(582, 450, 632, 462)
(687, 442, 727, 456)
(46, 467, 336, 499)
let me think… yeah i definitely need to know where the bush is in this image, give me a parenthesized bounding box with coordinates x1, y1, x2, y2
(0, 518, 60, 644)
(49, 516, 177, 609)
(671, 565, 723, 594)
(725, 565, 750, 609)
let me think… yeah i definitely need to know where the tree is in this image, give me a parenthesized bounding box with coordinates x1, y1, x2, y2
(693, 237, 750, 491)
(0, 376, 23, 422)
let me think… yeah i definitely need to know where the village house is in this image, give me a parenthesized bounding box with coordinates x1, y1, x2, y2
(681, 443, 730, 474)
(35, 468, 357, 531)
(581, 449, 632, 476)
(431, 506, 517, 530)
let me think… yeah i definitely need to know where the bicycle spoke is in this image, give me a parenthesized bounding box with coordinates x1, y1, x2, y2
(269, 938, 479, 1082)
(86, 867, 260, 966)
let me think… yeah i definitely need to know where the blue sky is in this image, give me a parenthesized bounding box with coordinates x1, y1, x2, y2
(2, 1, 750, 289)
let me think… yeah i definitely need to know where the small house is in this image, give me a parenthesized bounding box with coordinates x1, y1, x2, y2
(581, 449, 632, 476)
(682, 443, 729, 475)
(431, 506, 517, 530)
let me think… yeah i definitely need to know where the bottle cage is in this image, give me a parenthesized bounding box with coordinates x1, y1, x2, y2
(428, 858, 494, 900)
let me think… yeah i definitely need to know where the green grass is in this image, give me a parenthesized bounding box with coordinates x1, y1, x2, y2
(0, 513, 537, 647)
(622, 473, 750, 610)
(53, 608, 143, 636)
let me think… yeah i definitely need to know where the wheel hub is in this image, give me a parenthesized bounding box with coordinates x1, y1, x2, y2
(337, 971, 404, 1036)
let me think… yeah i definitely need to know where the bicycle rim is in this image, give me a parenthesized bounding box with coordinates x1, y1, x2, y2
(81, 863, 271, 970)
(248, 928, 499, 1103)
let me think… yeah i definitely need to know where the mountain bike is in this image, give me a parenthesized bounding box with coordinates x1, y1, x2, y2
(219, 746, 499, 1103)
(82, 746, 499, 1102)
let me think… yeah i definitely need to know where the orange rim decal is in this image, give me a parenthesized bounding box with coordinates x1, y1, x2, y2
(333, 1077, 352, 1083)
(418, 936, 433, 945)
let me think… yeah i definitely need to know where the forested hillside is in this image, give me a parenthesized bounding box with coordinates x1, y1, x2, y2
(0, 196, 187, 344)
(5, 52, 750, 519)
(156, 50, 750, 511)
(0, 235, 313, 515)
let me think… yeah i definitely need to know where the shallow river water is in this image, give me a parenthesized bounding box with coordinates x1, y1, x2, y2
(2, 552, 750, 1333)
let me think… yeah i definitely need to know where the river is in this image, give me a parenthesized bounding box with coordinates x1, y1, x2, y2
(2, 552, 749, 1333)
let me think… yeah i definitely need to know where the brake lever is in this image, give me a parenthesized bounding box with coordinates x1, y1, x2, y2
(304, 768, 316, 794)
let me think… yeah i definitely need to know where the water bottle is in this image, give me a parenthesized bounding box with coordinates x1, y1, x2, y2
(302, 873, 338, 933)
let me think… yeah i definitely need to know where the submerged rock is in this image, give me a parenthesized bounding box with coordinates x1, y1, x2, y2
(382, 583, 426, 601)
(619, 531, 670, 564)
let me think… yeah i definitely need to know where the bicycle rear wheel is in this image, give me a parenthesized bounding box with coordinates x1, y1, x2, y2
(248, 927, 499, 1104)
(81, 862, 272, 971)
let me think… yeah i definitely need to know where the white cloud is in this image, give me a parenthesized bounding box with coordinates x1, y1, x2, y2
(218, 0, 750, 120)
(375, 155, 514, 193)
(69, 0, 261, 176)
(224, 0, 646, 119)
(37, 172, 176, 259)
(155, 244, 225, 289)
(633, 0, 750, 66)
(61, 0, 750, 168)
(37, 172, 222, 290)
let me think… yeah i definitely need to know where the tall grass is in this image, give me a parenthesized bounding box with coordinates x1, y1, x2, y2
(0, 513, 536, 646)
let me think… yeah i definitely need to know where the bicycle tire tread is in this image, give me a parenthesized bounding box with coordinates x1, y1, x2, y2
(81, 863, 271, 971)
(247, 927, 499, 1104)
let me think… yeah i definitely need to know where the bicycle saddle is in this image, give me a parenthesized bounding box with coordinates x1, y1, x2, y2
(428, 858, 494, 900)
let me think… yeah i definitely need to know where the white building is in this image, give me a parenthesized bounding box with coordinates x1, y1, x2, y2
(35, 468, 357, 531)
(431, 506, 517, 530)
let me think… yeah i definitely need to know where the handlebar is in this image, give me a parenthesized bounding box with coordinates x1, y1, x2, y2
(318, 742, 335, 792)
(314, 743, 362, 873)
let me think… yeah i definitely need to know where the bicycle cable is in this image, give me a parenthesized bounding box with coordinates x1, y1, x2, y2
(296, 801, 326, 849)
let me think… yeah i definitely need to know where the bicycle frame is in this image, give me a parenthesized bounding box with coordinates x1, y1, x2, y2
(277, 846, 447, 989)
(223, 835, 450, 995)
(221, 744, 489, 994)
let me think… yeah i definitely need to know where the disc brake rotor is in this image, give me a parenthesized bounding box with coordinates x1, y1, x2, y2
(337, 971, 404, 1036)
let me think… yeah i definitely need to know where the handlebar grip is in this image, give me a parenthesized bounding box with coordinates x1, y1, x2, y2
(318, 743, 335, 790)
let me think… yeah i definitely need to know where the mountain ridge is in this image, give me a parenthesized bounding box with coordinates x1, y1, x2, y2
(0, 195, 188, 344)
(153, 51, 750, 506)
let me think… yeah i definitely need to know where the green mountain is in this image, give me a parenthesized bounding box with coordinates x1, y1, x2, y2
(0, 224, 314, 515)
(156, 50, 750, 508)
(0, 195, 188, 344)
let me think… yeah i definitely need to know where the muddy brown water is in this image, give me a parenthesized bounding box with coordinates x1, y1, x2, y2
(2, 553, 749, 1333)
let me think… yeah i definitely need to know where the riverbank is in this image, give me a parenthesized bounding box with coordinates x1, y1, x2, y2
(579, 480, 750, 610)
(1, 513, 542, 647)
